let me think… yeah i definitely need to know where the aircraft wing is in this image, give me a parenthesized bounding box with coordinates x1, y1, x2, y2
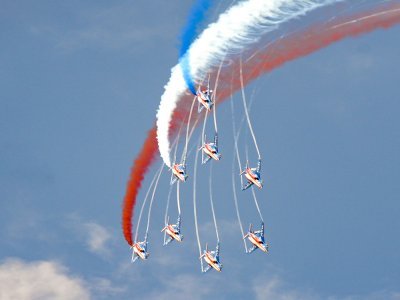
(242, 181, 253, 191)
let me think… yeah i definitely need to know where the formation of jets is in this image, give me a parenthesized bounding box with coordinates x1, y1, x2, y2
(131, 80, 268, 272)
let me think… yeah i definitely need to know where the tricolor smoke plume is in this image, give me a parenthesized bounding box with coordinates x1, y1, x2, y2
(179, 0, 213, 95)
(157, 0, 341, 168)
(122, 2, 400, 246)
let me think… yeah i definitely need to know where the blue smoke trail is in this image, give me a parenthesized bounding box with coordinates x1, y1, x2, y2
(179, 0, 213, 95)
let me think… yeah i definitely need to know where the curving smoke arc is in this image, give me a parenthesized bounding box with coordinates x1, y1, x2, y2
(157, 0, 342, 169)
(122, 1, 400, 246)
(179, 0, 213, 95)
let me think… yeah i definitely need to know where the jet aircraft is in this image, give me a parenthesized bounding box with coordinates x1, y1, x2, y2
(243, 222, 269, 254)
(240, 159, 263, 190)
(161, 215, 183, 245)
(131, 236, 149, 263)
(170, 162, 188, 184)
(200, 242, 222, 273)
(199, 134, 221, 164)
(196, 79, 213, 113)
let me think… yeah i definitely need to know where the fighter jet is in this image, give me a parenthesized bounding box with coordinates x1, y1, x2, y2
(200, 242, 222, 273)
(196, 79, 213, 113)
(240, 159, 263, 190)
(243, 222, 269, 254)
(170, 162, 188, 185)
(199, 133, 221, 164)
(131, 236, 149, 263)
(161, 215, 183, 245)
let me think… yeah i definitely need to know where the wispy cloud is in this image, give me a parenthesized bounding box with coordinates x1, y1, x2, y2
(252, 275, 400, 300)
(90, 277, 126, 298)
(65, 214, 113, 258)
(253, 276, 317, 300)
(0, 258, 90, 300)
(147, 273, 215, 300)
(83, 222, 112, 257)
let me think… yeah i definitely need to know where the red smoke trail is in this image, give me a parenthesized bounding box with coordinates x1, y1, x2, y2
(122, 3, 400, 246)
(231, 3, 400, 97)
(122, 127, 158, 246)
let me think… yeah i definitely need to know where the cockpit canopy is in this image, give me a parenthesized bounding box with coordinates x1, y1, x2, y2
(176, 164, 186, 174)
(171, 225, 179, 233)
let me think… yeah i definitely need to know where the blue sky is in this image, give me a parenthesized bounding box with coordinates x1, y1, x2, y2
(1, 1, 400, 299)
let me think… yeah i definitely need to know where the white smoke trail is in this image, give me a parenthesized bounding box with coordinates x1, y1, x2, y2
(212, 60, 224, 134)
(157, 0, 341, 167)
(193, 137, 204, 271)
(240, 57, 261, 159)
(177, 181, 181, 215)
(145, 163, 164, 236)
(183, 96, 198, 164)
(134, 163, 162, 242)
(251, 185, 264, 221)
(209, 163, 220, 242)
(163, 183, 173, 245)
(231, 159, 248, 252)
(201, 110, 209, 163)
(230, 86, 257, 252)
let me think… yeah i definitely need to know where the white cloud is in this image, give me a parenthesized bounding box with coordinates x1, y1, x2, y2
(90, 278, 126, 297)
(83, 222, 112, 257)
(253, 276, 317, 300)
(65, 214, 113, 258)
(148, 274, 215, 300)
(0, 258, 90, 300)
(252, 275, 400, 300)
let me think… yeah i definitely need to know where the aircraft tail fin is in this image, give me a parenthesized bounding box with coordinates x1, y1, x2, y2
(240, 160, 249, 175)
(199, 243, 208, 259)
